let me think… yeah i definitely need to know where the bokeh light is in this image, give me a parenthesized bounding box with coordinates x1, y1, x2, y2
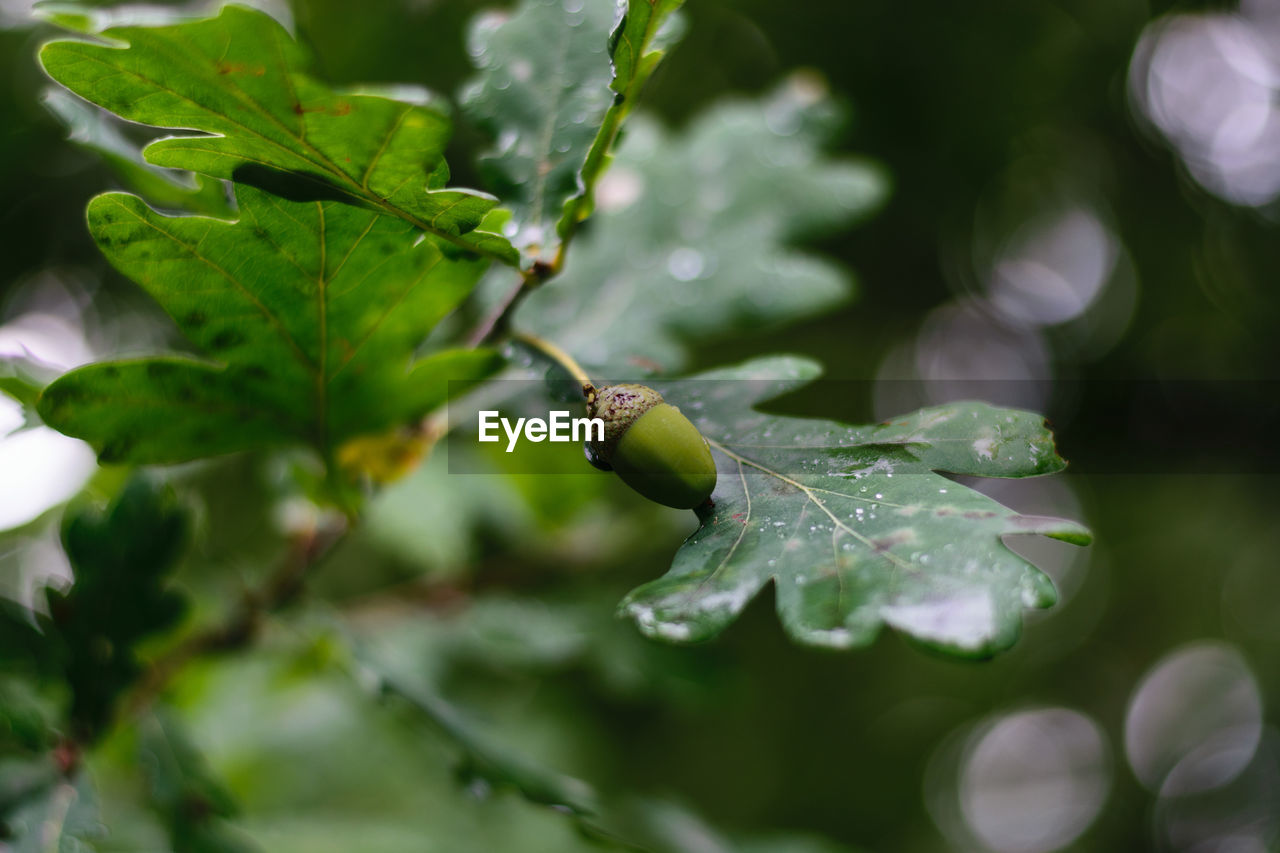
(1130, 4, 1280, 206)
(1124, 642, 1263, 795)
(927, 708, 1112, 853)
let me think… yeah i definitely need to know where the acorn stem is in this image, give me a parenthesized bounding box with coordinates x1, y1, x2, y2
(511, 331, 595, 398)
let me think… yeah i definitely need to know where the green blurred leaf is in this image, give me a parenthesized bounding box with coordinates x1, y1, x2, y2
(621, 357, 1090, 655)
(1, 767, 104, 853)
(519, 79, 888, 373)
(1, 476, 194, 742)
(1, 355, 59, 433)
(42, 88, 234, 218)
(39, 5, 516, 263)
(158, 643, 626, 853)
(0, 599, 59, 677)
(1, 360, 46, 414)
(0, 755, 61, 842)
(616, 798, 862, 853)
(51, 476, 191, 736)
(0, 677, 60, 755)
(37, 185, 501, 464)
(459, 0, 618, 257)
(138, 711, 260, 853)
(554, 0, 686, 239)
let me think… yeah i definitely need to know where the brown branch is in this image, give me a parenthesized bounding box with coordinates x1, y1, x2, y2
(466, 257, 557, 348)
(120, 518, 349, 719)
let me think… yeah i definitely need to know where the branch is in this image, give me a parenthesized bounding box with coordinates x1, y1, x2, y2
(120, 518, 348, 719)
(511, 330, 596, 394)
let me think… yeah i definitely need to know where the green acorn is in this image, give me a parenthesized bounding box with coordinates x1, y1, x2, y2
(585, 384, 717, 510)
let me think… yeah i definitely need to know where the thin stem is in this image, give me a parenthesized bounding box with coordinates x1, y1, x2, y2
(120, 519, 348, 719)
(556, 99, 626, 260)
(511, 330, 594, 395)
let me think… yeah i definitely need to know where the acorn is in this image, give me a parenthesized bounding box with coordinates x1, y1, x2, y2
(585, 384, 717, 509)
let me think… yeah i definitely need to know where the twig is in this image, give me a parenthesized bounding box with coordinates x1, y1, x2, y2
(467, 258, 558, 347)
(120, 519, 349, 719)
(510, 330, 595, 396)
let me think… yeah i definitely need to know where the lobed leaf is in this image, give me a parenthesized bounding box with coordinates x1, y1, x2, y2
(620, 357, 1090, 656)
(0, 477, 190, 740)
(555, 0, 687, 239)
(459, 0, 618, 256)
(518, 79, 889, 373)
(42, 87, 234, 218)
(39, 4, 516, 263)
(37, 185, 500, 464)
(54, 476, 191, 736)
(608, 0, 686, 102)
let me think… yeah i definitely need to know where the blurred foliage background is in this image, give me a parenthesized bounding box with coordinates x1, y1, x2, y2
(3, 0, 1279, 851)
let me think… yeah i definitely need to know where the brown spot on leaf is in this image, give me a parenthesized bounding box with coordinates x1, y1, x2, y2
(870, 529, 916, 553)
(211, 329, 244, 350)
(99, 437, 134, 463)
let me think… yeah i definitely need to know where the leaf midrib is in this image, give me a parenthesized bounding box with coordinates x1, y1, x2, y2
(706, 437, 916, 574)
(112, 194, 446, 454)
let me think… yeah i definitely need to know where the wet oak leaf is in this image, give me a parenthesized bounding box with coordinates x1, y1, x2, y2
(518, 80, 888, 373)
(37, 185, 500, 464)
(552, 0, 686, 239)
(39, 4, 516, 263)
(607, 0, 686, 102)
(459, 0, 619, 256)
(621, 357, 1090, 656)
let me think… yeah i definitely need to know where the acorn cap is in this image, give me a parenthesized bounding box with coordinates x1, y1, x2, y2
(587, 383, 664, 463)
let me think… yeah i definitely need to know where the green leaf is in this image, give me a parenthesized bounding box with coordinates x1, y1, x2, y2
(608, 0, 685, 100)
(518, 79, 889, 372)
(459, 0, 618, 256)
(620, 357, 1090, 656)
(52, 476, 191, 737)
(617, 798, 862, 853)
(0, 599, 59, 677)
(1, 767, 104, 853)
(553, 0, 685, 239)
(1, 356, 54, 429)
(42, 88, 234, 218)
(39, 5, 516, 264)
(162, 639, 624, 853)
(138, 711, 260, 853)
(37, 185, 501, 464)
(2, 478, 194, 786)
